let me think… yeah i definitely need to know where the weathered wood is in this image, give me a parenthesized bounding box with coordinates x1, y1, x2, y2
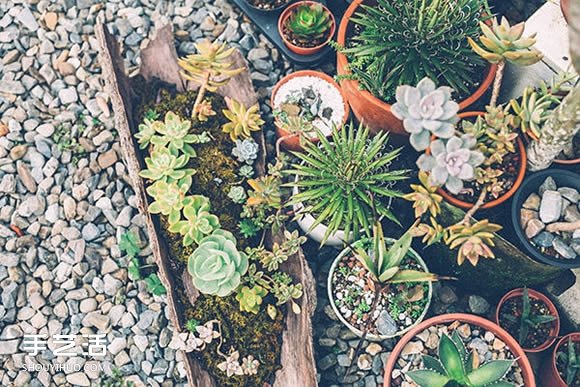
(96, 22, 317, 387)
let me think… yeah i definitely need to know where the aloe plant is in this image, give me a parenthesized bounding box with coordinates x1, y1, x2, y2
(284, 122, 407, 245)
(408, 331, 515, 387)
(558, 337, 580, 385)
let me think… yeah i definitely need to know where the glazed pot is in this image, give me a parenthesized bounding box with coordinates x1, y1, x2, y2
(495, 288, 560, 353)
(541, 332, 580, 387)
(278, 1, 336, 55)
(327, 239, 433, 341)
(245, 0, 293, 13)
(430, 111, 527, 210)
(271, 70, 350, 152)
(510, 169, 580, 269)
(384, 313, 536, 386)
(336, 0, 497, 135)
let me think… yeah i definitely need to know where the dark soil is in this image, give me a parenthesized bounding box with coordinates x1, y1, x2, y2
(557, 340, 580, 387)
(282, 22, 331, 49)
(247, 0, 291, 11)
(488, 0, 545, 24)
(498, 296, 556, 350)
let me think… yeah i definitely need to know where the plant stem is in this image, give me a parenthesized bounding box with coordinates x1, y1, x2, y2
(192, 72, 210, 120)
(462, 188, 488, 225)
(490, 61, 506, 108)
(343, 284, 383, 382)
(275, 133, 299, 158)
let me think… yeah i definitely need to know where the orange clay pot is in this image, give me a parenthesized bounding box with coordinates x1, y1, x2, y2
(278, 1, 336, 56)
(541, 332, 580, 387)
(432, 111, 527, 210)
(495, 288, 560, 353)
(271, 70, 350, 152)
(383, 313, 536, 387)
(336, 0, 497, 135)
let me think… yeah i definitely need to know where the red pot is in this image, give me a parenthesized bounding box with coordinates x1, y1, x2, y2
(271, 70, 349, 152)
(336, 0, 497, 135)
(541, 332, 580, 387)
(427, 112, 527, 210)
(495, 288, 560, 353)
(278, 1, 336, 56)
(383, 313, 536, 386)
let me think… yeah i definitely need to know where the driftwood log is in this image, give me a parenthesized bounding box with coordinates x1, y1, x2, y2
(95, 23, 317, 387)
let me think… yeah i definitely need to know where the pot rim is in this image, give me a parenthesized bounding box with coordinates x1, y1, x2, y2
(336, 0, 497, 114)
(245, 0, 293, 13)
(383, 313, 536, 386)
(277, 1, 336, 55)
(550, 332, 580, 385)
(510, 168, 580, 269)
(327, 239, 433, 341)
(495, 287, 561, 353)
(431, 111, 528, 210)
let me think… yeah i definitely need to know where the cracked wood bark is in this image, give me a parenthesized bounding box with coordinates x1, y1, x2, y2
(96, 23, 316, 387)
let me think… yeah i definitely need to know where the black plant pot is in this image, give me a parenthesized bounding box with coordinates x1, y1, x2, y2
(245, 0, 295, 13)
(511, 169, 580, 269)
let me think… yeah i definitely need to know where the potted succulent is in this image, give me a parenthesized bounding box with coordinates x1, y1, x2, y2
(335, 0, 497, 134)
(541, 333, 580, 387)
(495, 288, 560, 353)
(245, 0, 293, 12)
(328, 221, 440, 341)
(271, 69, 349, 152)
(284, 122, 407, 246)
(278, 1, 335, 55)
(384, 313, 536, 386)
(511, 73, 580, 166)
(510, 169, 580, 269)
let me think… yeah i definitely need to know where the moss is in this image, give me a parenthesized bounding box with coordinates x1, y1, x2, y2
(135, 87, 284, 386)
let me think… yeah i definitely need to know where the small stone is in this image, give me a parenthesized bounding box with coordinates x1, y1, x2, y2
(426, 333, 440, 349)
(59, 87, 78, 104)
(438, 286, 458, 304)
(525, 219, 545, 238)
(337, 353, 351, 367)
(457, 324, 472, 339)
(533, 232, 555, 248)
(492, 338, 505, 350)
(79, 299, 97, 313)
(522, 193, 541, 211)
(17, 162, 37, 193)
(44, 12, 58, 30)
(540, 190, 563, 223)
(520, 209, 538, 228)
(357, 354, 372, 370)
(0, 175, 16, 193)
(0, 80, 25, 95)
(10, 145, 28, 160)
(539, 177, 557, 196)
(82, 223, 100, 241)
(565, 205, 580, 223)
(66, 372, 90, 386)
(36, 124, 55, 137)
(376, 310, 397, 336)
(17, 7, 39, 31)
(401, 341, 424, 356)
(98, 150, 118, 169)
(469, 295, 490, 315)
(553, 238, 577, 259)
(365, 343, 382, 356)
(558, 187, 579, 203)
(82, 312, 110, 331)
(319, 354, 337, 370)
(0, 339, 19, 355)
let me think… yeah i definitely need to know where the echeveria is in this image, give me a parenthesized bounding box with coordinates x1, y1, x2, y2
(417, 135, 485, 195)
(168, 195, 220, 246)
(232, 138, 259, 164)
(392, 77, 459, 151)
(188, 230, 248, 297)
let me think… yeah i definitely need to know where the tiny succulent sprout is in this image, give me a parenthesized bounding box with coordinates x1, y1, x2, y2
(445, 219, 502, 266)
(232, 138, 259, 164)
(407, 331, 515, 387)
(135, 117, 163, 149)
(168, 195, 220, 246)
(503, 288, 557, 345)
(417, 135, 485, 195)
(194, 99, 216, 122)
(403, 171, 443, 219)
(391, 77, 460, 151)
(468, 17, 543, 66)
(146, 180, 188, 224)
(139, 146, 194, 183)
(247, 175, 282, 208)
(236, 285, 267, 314)
(286, 3, 333, 39)
(222, 97, 265, 141)
(188, 229, 249, 297)
(228, 185, 247, 204)
(238, 164, 254, 179)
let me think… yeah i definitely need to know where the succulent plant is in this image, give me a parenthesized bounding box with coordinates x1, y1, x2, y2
(194, 99, 216, 122)
(407, 331, 515, 387)
(445, 219, 502, 266)
(228, 186, 247, 204)
(145, 180, 187, 224)
(391, 78, 460, 151)
(416, 135, 485, 195)
(340, 0, 488, 102)
(135, 117, 162, 149)
(236, 285, 267, 314)
(276, 114, 315, 135)
(285, 3, 333, 40)
(558, 337, 580, 386)
(412, 217, 446, 246)
(149, 112, 210, 156)
(188, 229, 248, 297)
(285, 122, 407, 245)
(238, 165, 254, 179)
(139, 146, 195, 183)
(403, 171, 443, 219)
(231, 138, 259, 164)
(222, 97, 265, 141)
(468, 17, 543, 66)
(168, 195, 220, 246)
(247, 175, 282, 209)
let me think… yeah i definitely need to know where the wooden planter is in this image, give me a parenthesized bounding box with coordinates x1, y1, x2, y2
(95, 23, 317, 387)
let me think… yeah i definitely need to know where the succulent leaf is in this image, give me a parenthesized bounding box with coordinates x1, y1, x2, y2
(286, 3, 333, 40)
(222, 97, 265, 141)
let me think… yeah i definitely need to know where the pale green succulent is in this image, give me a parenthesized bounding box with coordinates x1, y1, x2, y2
(149, 111, 210, 156)
(139, 146, 195, 183)
(228, 186, 247, 204)
(168, 195, 220, 246)
(135, 118, 162, 149)
(391, 77, 459, 151)
(239, 165, 254, 179)
(146, 180, 187, 224)
(188, 230, 248, 297)
(417, 135, 485, 195)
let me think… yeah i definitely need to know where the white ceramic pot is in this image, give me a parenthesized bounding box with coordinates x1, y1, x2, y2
(327, 239, 433, 341)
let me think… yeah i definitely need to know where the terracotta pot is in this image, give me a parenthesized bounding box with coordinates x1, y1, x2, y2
(271, 70, 350, 152)
(433, 111, 527, 210)
(495, 288, 560, 353)
(336, 0, 497, 135)
(278, 1, 336, 56)
(521, 131, 580, 165)
(383, 313, 536, 386)
(541, 332, 580, 387)
(561, 0, 570, 23)
(327, 239, 433, 341)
